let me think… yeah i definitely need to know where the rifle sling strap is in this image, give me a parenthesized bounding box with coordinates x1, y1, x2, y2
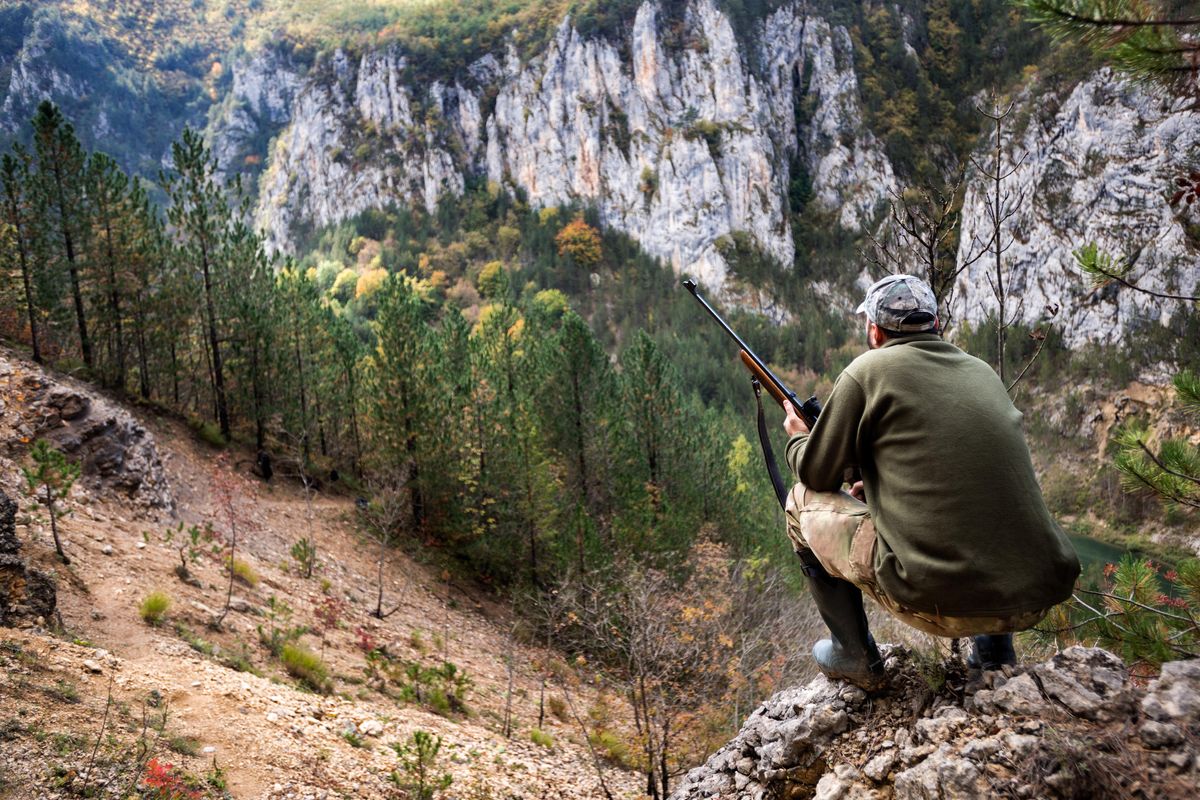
(753, 378, 789, 510)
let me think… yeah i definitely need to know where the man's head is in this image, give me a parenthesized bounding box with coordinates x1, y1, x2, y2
(856, 274, 939, 349)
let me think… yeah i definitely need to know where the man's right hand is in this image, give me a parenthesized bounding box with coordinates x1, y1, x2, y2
(783, 400, 809, 437)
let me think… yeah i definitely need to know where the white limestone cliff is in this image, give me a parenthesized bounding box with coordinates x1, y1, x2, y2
(240, 0, 895, 290)
(953, 70, 1199, 349)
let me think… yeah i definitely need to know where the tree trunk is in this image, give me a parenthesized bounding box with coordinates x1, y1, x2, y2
(46, 486, 68, 564)
(3, 184, 42, 364)
(200, 238, 230, 440)
(50, 159, 92, 371)
(100, 211, 125, 390)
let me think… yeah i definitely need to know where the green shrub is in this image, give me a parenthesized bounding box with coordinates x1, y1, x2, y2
(281, 644, 330, 693)
(167, 734, 200, 756)
(530, 728, 554, 749)
(589, 729, 636, 769)
(47, 680, 79, 704)
(230, 558, 259, 587)
(139, 591, 171, 626)
(257, 596, 307, 656)
(390, 661, 472, 716)
(290, 538, 318, 578)
(390, 730, 452, 800)
(188, 417, 227, 448)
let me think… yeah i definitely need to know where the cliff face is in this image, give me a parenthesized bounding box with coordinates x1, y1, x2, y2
(952, 70, 1200, 349)
(226, 0, 895, 291)
(2, 1, 1196, 342)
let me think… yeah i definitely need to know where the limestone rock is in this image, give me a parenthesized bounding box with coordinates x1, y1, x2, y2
(244, 0, 893, 294)
(670, 645, 1199, 800)
(11, 359, 173, 511)
(357, 719, 384, 737)
(1142, 659, 1200, 725)
(954, 68, 1199, 349)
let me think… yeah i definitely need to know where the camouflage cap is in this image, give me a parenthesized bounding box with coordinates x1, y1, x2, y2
(855, 274, 938, 333)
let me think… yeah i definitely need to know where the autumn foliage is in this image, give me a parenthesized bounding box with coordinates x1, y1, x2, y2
(555, 216, 602, 268)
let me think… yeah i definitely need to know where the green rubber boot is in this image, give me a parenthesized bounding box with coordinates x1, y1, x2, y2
(798, 550, 887, 691)
(967, 634, 1016, 671)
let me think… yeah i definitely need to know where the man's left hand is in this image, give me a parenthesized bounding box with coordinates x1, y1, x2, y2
(783, 400, 810, 437)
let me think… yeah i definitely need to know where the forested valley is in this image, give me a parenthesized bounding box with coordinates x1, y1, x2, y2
(1, 0, 1198, 798)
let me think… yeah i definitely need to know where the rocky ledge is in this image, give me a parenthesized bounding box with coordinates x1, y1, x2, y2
(0, 351, 173, 512)
(670, 646, 1199, 800)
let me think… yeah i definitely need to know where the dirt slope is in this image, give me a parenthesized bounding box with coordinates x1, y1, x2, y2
(0, 349, 640, 799)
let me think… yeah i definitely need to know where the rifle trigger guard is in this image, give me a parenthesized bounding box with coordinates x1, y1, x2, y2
(751, 377, 762, 397)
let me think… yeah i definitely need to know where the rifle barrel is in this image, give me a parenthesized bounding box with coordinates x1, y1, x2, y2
(682, 279, 800, 408)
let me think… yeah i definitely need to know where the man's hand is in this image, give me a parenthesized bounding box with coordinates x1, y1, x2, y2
(783, 400, 810, 437)
(849, 481, 865, 501)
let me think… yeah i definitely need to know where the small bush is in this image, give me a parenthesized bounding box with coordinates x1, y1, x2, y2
(188, 417, 227, 448)
(281, 644, 330, 693)
(47, 680, 79, 704)
(219, 643, 261, 676)
(547, 695, 567, 721)
(167, 734, 200, 756)
(530, 728, 554, 749)
(290, 538, 318, 577)
(230, 558, 259, 587)
(390, 661, 472, 716)
(257, 596, 307, 656)
(589, 729, 636, 769)
(140, 591, 172, 626)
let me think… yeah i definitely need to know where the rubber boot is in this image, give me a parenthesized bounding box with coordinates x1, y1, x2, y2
(798, 550, 887, 691)
(967, 634, 1016, 671)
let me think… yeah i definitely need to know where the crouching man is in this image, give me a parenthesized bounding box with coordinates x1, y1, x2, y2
(783, 274, 1080, 689)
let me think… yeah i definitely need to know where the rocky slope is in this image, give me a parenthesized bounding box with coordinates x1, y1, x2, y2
(0, 347, 641, 799)
(670, 645, 1200, 800)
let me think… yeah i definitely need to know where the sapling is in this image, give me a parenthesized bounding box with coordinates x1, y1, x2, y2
(22, 439, 80, 563)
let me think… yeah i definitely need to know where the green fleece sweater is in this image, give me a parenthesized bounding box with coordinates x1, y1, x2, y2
(786, 334, 1080, 617)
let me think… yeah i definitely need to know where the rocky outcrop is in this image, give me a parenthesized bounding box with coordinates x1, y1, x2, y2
(670, 646, 1199, 800)
(210, 46, 303, 180)
(954, 70, 1200, 349)
(242, 0, 894, 290)
(0, 489, 56, 628)
(0, 352, 173, 512)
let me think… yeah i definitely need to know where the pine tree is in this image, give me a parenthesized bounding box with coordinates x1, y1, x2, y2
(225, 214, 278, 452)
(540, 310, 620, 573)
(1, 149, 43, 363)
(124, 178, 165, 401)
(1019, 0, 1200, 109)
(329, 312, 365, 476)
(163, 127, 234, 441)
(31, 101, 92, 371)
(22, 439, 81, 564)
(85, 152, 133, 390)
(370, 276, 441, 534)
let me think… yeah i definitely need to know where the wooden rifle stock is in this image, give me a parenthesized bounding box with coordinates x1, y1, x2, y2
(739, 350, 788, 407)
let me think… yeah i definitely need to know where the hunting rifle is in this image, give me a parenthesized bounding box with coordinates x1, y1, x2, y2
(682, 279, 821, 509)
